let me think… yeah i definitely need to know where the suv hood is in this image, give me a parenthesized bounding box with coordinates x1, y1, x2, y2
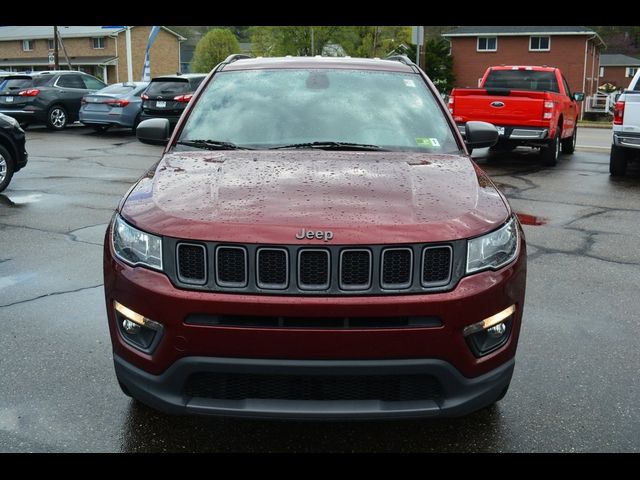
(121, 150, 510, 244)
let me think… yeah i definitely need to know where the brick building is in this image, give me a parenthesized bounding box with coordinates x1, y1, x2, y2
(0, 26, 185, 84)
(442, 26, 605, 96)
(599, 54, 640, 90)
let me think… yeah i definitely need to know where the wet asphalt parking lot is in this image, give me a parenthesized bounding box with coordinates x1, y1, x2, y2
(0, 125, 638, 452)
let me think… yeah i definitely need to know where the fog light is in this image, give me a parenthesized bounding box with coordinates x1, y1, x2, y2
(487, 322, 506, 338)
(463, 305, 515, 357)
(122, 318, 141, 334)
(114, 301, 163, 352)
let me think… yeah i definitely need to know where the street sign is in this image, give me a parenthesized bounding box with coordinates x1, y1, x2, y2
(48, 50, 55, 67)
(412, 26, 424, 46)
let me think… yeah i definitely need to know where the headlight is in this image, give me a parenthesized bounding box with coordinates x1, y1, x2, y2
(111, 214, 163, 270)
(466, 216, 518, 274)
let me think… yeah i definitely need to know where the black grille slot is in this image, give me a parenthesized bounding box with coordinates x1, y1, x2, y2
(216, 247, 247, 286)
(257, 249, 288, 288)
(340, 250, 371, 289)
(176, 243, 206, 284)
(422, 247, 452, 285)
(381, 248, 412, 288)
(298, 249, 330, 289)
(185, 314, 442, 329)
(184, 372, 443, 402)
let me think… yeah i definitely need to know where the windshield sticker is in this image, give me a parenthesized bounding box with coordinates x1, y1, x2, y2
(404, 79, 416, 88)
(416, 138, 440, 147)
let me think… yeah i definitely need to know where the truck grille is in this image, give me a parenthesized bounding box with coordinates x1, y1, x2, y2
(184, 372, 443, 402)
(167, 240, 459, 295)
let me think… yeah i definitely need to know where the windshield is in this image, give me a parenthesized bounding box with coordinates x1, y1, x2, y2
(484, 70, 559, 93)
(178, 69, 459, 152)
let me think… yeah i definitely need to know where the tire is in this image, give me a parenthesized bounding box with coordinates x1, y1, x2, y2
(540, 129, 560, 166)
(609, 144, 629, 176)
(131, 113, 142, 134)
(561, 125, 577, 154)
(46, 105, 68, 130)
(0, 145, 15, 193)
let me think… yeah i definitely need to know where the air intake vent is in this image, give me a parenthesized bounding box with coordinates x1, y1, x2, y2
(176, 243, 206, 284)
(340, 249, 372, 290)
(216, 246, 247, 287)
(257, 248, 288, 289)
(381, 248, 413, 289)
(298, 249, 330, 290)
(422, 246, 452, 286)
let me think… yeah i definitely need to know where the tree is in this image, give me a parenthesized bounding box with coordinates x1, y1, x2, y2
(249, 26, 344, 57)
(191, 28, 241, 73)
(423, 38, 455, 94)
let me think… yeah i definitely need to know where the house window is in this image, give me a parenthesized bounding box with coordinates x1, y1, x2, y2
(477, 37, 497, 52)
(22, 39, 35, 51)
(529, 36, 550, 51)
(92, 37, 105, 49)
(48, 39, 55, 50)
(626, 67, 638, 78)
(599, 67, 604, 77)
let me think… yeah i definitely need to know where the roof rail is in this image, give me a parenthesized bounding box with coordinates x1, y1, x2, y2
(385, 55, 415, 66)
(223, 54, 252, 64)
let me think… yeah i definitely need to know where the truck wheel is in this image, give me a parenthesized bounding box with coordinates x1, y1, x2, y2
(609, 144, 628, 176)
(0, 145, 15, 193)
(541, 130, 560, 166)
(561, 125, 577, 154)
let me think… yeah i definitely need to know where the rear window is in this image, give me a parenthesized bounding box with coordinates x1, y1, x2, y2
(146, 79, 190, 96)
(99, 84, 138, 95)
(484, 70, 559, 93)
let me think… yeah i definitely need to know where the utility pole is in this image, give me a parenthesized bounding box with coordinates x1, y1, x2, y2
(310, 27, 314, 56)
(53, 26, 59, 69)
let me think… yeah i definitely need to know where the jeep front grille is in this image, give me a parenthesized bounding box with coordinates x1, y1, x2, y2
(166, 240, 461, 296)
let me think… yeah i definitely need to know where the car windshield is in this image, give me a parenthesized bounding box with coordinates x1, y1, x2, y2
(483, 70, 560, 93)
(178, 69, 459, 152)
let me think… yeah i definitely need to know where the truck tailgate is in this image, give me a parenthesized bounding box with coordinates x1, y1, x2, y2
(452, 89, 546, 126)
(622, 91, 640, 133)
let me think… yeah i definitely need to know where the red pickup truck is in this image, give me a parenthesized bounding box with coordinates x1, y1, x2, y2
(449, 66, 585, 165)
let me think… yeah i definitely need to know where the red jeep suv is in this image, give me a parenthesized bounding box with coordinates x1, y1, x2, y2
(104, 55, 527, 419)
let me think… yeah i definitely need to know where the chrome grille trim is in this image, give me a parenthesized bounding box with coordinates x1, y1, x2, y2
(215, 245, 248, 288)
(256, 247, 289, 290)
(339, 249, 372, 291)
(380, 247, 413, 290)
(176, 242, 207, 285)
(421, 245, 453, 287)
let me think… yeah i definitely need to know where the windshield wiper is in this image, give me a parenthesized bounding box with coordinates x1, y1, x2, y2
(270, 141, 385, 151)
(175, 139, 253, 150)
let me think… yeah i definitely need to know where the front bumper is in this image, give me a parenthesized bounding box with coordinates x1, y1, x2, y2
(115, 354, 515, 419)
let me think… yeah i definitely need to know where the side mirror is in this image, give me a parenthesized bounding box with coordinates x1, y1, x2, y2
(573, 92, 585, 102)
(136, 118, 170, 145)
(465, 121, 498, 149)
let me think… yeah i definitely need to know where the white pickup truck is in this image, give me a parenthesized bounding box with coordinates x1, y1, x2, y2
(610, 69, 640, 175)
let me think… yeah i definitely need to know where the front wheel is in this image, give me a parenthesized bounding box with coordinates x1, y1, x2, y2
(46, 105, 68, 130)
(541, 130, 560, 166)
(561, 125, 577, 154)
(609, 144, 629, 176)
(0, 145, 15, 193)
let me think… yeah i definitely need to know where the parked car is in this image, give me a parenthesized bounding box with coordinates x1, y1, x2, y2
(80, 81, 149, 132)
(0, 112, 28, 192)
(139, 74, 206, 131)
(610, 68, 640, 176)
(449, 65, 584, 165)
(106, 55, 526, 419)
(0, 71, 106, 130)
